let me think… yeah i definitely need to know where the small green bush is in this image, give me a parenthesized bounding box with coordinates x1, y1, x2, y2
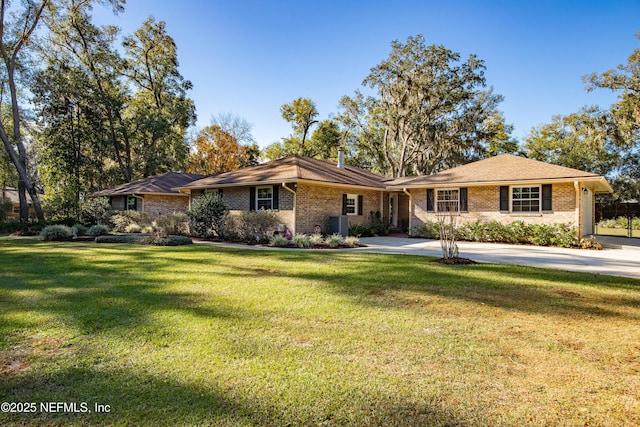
(111, 211, 152, 232)
(40, 225, 73, 241)
(80, 197, 113, 226)
(95, 234, 192, 246)
(368, 211, 391, 236)
(237, 211, 279, 243)
(125, 223, 142, 233)
(309, 233, 324, 245)
(414, 221, 440, 239)
(72, 223, 88, 236)
(187, 192, 228, 238)
(343, 236, 360, 247)
(156, 212, 189, 236)
(292, 233, 311, 248)
(141, 225, 156, 234)
(88, 224, 110, 236)
(269, 235, 289, 247)
(349, 224, 372, 237)
(325, 233, 344, 248)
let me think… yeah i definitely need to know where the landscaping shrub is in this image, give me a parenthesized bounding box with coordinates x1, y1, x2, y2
(414, 221, 440, 239)
(111, 211, 152, 232)
(125, 223, 142, 233)
(72, 223, 88, 236)
(40, 225, 73, 241)
(87, 224, 110, 236)
(343, 235, 360, 247)
(292, 233, 311, 248)
(368, 211, 391, 235)
(309, 233, 324, 245)
(236, 211, 279, 243)
(156, 212, 189, 236)
(349, 224, 372, 237)
(80, 197, 113, 225)
(95, 234, 192, 245)
(187, 192, 228, 238)
(141, 225, 156, 234)
(269, 234, 289, 247)
(218, 213, 240, 241)
(325, 233, 344, 248)
(418, 219, 578, 248)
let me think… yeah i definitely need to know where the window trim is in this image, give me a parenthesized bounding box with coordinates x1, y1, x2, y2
(435, 188, 460, 214)
(255, 185, 273, 211)
(345, 193, 358, 216)
(510, 185, 541, 213)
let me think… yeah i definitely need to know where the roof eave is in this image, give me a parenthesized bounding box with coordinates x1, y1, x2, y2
(386, 176, 611, 191)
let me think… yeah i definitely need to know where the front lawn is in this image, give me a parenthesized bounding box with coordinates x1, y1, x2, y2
(1, 239, 639, 426)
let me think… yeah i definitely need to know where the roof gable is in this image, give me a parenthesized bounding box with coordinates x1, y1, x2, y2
(180, 156, 389, 190)
(388, 154, 605, 187)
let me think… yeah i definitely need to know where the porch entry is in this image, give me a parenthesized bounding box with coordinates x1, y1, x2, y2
(389, 192, 410, 230)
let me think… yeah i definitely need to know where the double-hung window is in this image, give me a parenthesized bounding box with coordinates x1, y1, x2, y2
(345, 194, 357, 215)
(436, 189, 459, 213)
(256, 186, 273, 210)
(511, 186, 540, 212)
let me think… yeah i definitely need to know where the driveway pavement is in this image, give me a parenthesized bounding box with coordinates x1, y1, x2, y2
(354, 236, 640, 279)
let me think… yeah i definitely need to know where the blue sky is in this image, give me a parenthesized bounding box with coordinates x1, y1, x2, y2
(95, 1, 640, 148)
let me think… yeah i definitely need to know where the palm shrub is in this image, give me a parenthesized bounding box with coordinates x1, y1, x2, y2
(40, 225, 73, 241)
(343, 236, 360, 247)
(269, 234, 289, 247)
(325, 233, 344, 248)
(187, 192, 228, 238)
(292, 233, 311, 248)
(309, 233, 324, 245)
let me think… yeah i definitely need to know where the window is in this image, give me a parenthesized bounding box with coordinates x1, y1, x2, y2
(511, 186, 540, 212)
(256, 186, 273, 210)
(127, 196, 138, 211)
(345, 194, 357, 215)
(436, 189, 459, 213)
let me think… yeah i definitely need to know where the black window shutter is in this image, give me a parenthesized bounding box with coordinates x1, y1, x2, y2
(249, 187, 256, 211)
(272, 185, 279, 210)
(218, 188, 223, 197)
(542, 184, 552, 211)
(426, 189, 434, 212)
(342, 194, 347, 215)
(357, 195, 363, 216)
(500, 186, 509, 211)
(460, 188, 468, 212)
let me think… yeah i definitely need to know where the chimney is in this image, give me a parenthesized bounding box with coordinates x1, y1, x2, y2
(337, 148, 344, 169)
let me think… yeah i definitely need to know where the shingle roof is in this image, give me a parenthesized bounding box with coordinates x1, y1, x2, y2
(178, 156, 389, 190)
(92, 172, 205, 196)
(387, 154, 612, 192)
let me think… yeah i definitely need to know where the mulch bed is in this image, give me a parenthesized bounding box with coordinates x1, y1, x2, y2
(435, 257, 477, 265)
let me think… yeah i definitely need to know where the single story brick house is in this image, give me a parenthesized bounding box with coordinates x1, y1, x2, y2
(176, 154, 612, 238)
(387, 154, 613, 237)
(91, 172, 204, 219)
(174, 156, 391, 235)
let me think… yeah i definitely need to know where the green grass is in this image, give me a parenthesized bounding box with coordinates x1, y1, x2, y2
(1, 239, 639, 426)
(596, 227, 640, 238)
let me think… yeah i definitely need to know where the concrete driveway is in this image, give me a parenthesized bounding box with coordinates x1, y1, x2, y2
(355, 236, 640, 279)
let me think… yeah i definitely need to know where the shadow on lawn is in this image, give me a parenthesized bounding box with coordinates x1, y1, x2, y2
(212, 248, 640, 321)
(0, 365, 467, 426)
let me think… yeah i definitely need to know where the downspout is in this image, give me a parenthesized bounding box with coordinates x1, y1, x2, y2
(574, 181, 581, 240)
(281, 182, 296, 234)
(402, 188, 412, 236)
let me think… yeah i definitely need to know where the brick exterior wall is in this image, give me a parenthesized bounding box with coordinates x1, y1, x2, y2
(143, 195, 190, 219)
(295, 183, 388, 234)
(189, 183, 389, 235)
(410, 182, 579, 235)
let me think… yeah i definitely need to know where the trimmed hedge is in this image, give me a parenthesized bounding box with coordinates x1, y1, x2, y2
(40, 225, 73, 241)
(95, 234, 192, 246)
(414, 220, 578, 248)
